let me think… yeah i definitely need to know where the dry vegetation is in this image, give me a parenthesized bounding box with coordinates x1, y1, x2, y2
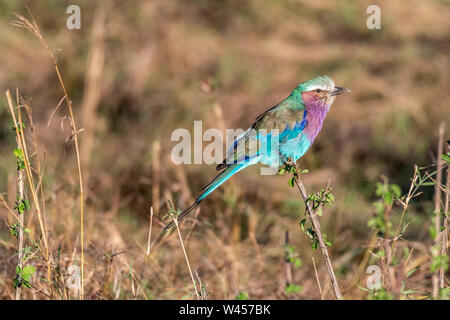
(0, 0, 449, 300)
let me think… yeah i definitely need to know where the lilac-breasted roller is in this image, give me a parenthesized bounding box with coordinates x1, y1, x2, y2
(165, 76, 349, 229)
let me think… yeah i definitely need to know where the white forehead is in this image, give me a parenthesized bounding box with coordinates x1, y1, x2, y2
(303, 76, 335, 91)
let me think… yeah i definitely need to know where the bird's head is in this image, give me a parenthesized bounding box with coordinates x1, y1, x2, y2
(294, 76, 350, 109)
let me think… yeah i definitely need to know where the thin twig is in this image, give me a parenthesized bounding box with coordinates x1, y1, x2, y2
(14, 128, 25, 300)
(152, 141, 161, 216)
(195, 270, 207, 300)
(295, 178, 342, 300)
(432, 122, 444, 298)
(312, 257, 323, 299)
(439, 143, 449, 289)
(47, 95, 67, 128)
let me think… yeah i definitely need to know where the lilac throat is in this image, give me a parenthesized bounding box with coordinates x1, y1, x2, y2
(303, 102, 330, 142)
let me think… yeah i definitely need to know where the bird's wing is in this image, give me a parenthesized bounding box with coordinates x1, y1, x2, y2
(216, 100, 307, 170)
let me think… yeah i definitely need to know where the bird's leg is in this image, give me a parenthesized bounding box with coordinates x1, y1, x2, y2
(283, 156, 294, 169)
(282, 157, 304, 178)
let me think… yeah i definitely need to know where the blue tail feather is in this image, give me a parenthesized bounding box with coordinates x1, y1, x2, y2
(197, 164, 243, 201)
(164, 164, 244, 229)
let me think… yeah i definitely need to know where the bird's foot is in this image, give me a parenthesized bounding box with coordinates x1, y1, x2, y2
(280, 157, 308, 178)
(283, 157, 294, 167)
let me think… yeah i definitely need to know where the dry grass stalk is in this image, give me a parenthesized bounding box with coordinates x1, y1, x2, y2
(432, 122, 444, 298)
(20, 98, 48, 240)
(311, 257, 323, 299)
(171, 210, 200, 299)
(439, 143, 449, 289)
(146, 207, 154, 257)
(80, 6, 106, 185)
(12, 13, 86, 299)
(350, 231, 377, 288)
(152, 141, 161, 216)
(295, 178, 342, 300)
(135, 207, 154, 299)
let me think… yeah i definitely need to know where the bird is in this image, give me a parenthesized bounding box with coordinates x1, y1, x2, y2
(164, 75, 349, 230)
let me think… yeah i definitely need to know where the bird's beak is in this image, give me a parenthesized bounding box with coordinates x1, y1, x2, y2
(330, 86, 351, 96)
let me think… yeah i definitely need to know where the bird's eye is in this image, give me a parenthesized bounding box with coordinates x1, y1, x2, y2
(315, 89, 321, 93)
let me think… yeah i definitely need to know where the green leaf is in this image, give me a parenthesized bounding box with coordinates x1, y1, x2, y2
(439, 287, 450, 299)
(306, 228, 315, 239)
(441, 153, 450, 163)
(323, 233, 332, 247)
(13, 265, 35, 289)
(288, 176, 296, 188)
(390, 184, 402, 198)
(234, 292, 248, 300)
(23, 281, 32, 288)
(377, 249, 385, 258)
(23, 199, 30, 211)
(128, 263, 133, 280)
(22, 265, 36, 279)
(312, 241, 318, 250)
(430, 255, 448, 273)
(373, 201, 384, 215)
(294, 258, 302, 268)
(285, 284, 302, 294)
(384, 192, 393, 205)
(14, 148, 23, 158)
(300, 219, 306, 232)
(326, 193, 335, 203)
(429, 226, 437, 240)
(10, 224, 19, 238)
